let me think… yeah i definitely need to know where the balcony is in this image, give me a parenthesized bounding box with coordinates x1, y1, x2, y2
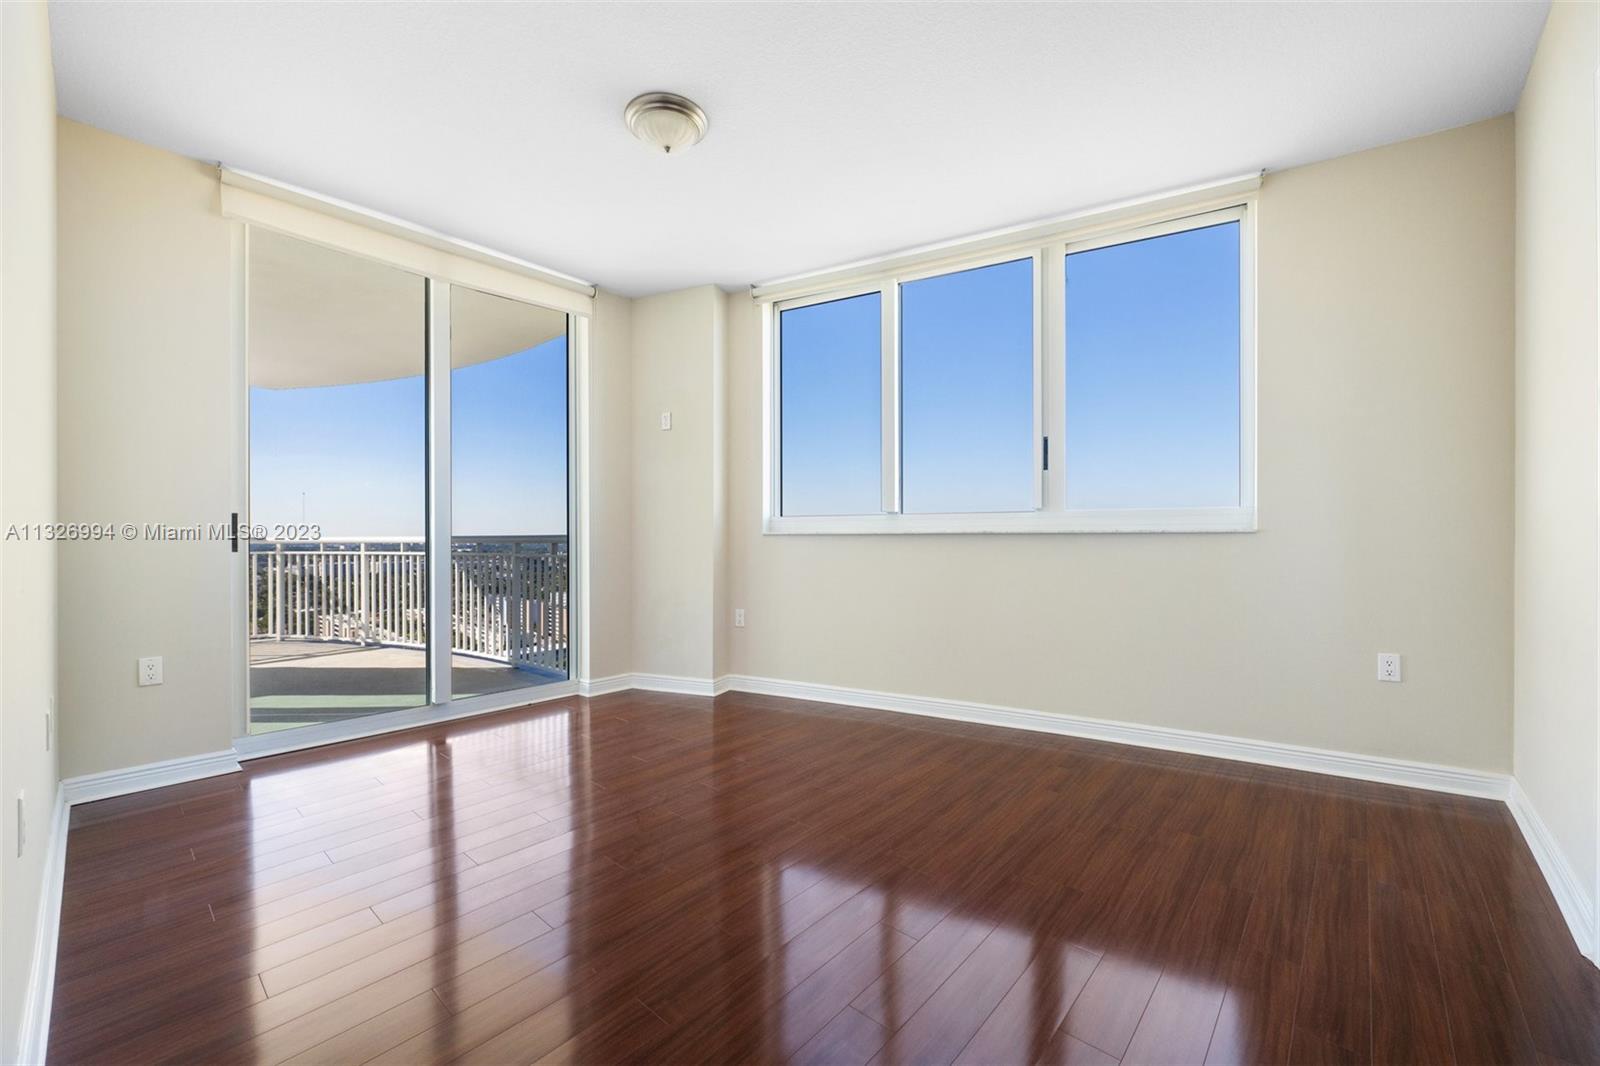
(247, 536, 568, 730)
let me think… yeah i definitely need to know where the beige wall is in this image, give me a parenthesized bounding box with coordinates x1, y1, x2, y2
(56, 119, 240, 777)
(630, 285, 727, 681)
(711, 289, 732, 680)
(1514, 2, 1599, 911)
(725, 117, 1516, 773)
(583, 289, 635, 680)
(1, 1, 59, 1056)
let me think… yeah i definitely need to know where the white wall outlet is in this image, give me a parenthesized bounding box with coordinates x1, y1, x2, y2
(138, 655, 164, 687)
(734, 608, 746, 628)
(1377, 653, 1402, 683)
(660, 411, 672, 431)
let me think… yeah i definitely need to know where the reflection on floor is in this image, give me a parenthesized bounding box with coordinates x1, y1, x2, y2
(248, 640, 559, 731)
(48, 690, 1600, 1065)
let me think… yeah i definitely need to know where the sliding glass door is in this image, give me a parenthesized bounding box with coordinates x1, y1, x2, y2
(448, 286, 570, 698)
(246, 231, 428, 732)
(244, 230, 573, 736)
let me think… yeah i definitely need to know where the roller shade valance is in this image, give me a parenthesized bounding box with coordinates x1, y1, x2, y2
(219, 167, 595, 318)
(749, 172, 1263, 303)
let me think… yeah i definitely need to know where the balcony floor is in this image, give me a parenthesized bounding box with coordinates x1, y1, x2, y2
(248, 640, 561, 731)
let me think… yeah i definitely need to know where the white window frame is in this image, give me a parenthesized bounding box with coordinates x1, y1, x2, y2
(762, 199, 1257, 535)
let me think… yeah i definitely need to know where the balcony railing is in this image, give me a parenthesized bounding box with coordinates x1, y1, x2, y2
(249, 536, 568, 676)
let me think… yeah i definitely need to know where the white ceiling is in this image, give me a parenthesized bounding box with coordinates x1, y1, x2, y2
(51, 1, 1547, 297)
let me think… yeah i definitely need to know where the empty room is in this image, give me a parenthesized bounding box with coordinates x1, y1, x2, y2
(3, 1, 1599, 1063)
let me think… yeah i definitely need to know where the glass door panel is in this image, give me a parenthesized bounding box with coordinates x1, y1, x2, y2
(246, 230, 428, 733)
(449, 286, 570, 698)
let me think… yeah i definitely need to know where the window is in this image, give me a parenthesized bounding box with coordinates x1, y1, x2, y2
(779, 292, 883, 516)
(765, 201, 1254, 534)
(1065, 221, 1241, 510)
(901, 258, 1036, 514)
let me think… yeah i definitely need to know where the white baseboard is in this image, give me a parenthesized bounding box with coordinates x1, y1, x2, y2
(577, 673, 634, 698)
(15, 784, 67, 1066)
(61, 749, 242, 806)
(581, 672, 718, 698)
(1507, 778, 1597, 962)
(716, 673, 1509, 800)
(625, 672, 721, 697)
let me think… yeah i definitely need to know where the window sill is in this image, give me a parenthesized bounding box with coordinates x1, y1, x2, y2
(763, 507, 1257, 536)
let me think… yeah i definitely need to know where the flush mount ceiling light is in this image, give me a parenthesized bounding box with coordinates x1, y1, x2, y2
(624, 92, 708, 155)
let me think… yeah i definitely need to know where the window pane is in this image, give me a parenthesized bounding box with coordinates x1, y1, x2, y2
(780, 292, 882, 516)
(901, 258, 1035, 513)
(246, 230, 427, 733)
(450, 286, 570, 696)
(1065, 221, 1240, 509)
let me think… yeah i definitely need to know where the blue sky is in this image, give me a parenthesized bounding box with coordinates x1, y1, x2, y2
(250, 334, 568, 536)
(1065, 221, 1240, 509)
(452, 336, 568, 535)
(780, 292, 883, 516)
(902, 258, 1034, 513)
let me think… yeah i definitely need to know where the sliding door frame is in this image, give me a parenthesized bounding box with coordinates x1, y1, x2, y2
(233, 224, 585, 758)
(229, 223, 251, 741)
(426, 278, 452, 706)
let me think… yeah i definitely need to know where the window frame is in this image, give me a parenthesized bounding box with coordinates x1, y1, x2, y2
(763, 200, 1256, 535)
(772, 283, 893, 519)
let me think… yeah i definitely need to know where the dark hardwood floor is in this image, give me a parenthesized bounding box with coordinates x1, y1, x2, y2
(47, 689, 1600, 1065)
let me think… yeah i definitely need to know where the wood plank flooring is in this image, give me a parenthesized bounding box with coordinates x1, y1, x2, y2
(47, 689, 1600, 1065)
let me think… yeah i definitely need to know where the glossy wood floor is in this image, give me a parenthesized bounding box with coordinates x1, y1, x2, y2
(48, 690, 1600, 1065)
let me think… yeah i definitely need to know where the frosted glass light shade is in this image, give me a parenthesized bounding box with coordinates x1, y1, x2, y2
(624, 93, 708, 154)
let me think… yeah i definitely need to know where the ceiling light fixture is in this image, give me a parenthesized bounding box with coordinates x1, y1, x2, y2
(624, 92, 708, 155)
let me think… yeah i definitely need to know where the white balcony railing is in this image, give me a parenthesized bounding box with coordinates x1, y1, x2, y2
(249, 536, 568, 676)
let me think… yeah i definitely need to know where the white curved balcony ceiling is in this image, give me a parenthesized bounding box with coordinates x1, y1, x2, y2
(248, 229, 564, 389)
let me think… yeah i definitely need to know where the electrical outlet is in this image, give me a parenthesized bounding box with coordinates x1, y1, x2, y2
(734, 608, 746, 628)
(16, 792, 24, 858)
(1377, 653, 1402, 683)
(660, 411, 672, 431)
(138, 656, 164, 687)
